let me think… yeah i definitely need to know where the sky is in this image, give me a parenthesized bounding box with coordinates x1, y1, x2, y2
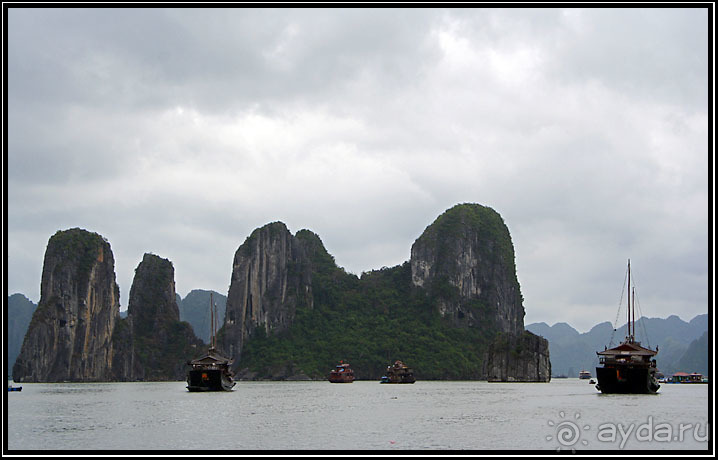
(5, 7, 711, 333)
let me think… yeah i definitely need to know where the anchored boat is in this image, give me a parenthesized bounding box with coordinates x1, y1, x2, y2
(380, 360, 416, 384)
(595, 260, 660, 394)
(187, 293, 236, 392)
(329, 361, 355, 383)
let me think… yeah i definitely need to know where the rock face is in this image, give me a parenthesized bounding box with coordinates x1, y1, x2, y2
(112, 253, 203, 381)
(228, 204, 550, 382)
(410, 203, 550, 381)
(219, 222, 314, 360)
(484, 331, 551, 382)
(13, 229, 120, 382)
(410, 204, 525, 335)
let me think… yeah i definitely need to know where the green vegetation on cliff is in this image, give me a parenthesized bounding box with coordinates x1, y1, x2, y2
(239, 261, 497, 380)
(119, 254, 203, 380)
(237, 206, 514, 380)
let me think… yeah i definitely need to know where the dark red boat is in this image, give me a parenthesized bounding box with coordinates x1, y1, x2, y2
(329, 361, 355, 383)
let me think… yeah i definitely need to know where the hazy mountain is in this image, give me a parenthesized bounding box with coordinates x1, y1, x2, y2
(7, 293, 38, 377)
(177, 289, 227, 344)
(527, 313, 708, 377)
(676, 331, 709, 376)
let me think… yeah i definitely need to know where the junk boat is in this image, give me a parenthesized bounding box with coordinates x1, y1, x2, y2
(578, 370, 592, 379)
(329, 361, 354, 383)
(187, 293, 236, 392)
(380, 360, 416, 384)
(595, 260, 660, 394)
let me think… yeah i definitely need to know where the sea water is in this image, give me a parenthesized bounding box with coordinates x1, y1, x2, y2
(5, 379, 710, 452)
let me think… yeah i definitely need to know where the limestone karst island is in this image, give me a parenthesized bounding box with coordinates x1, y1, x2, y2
(12, 203, 551, 383)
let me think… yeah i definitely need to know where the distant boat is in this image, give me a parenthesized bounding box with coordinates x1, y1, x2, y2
(8, 385, 22, 392)
(380, 360, 416, 384)
(578, 370, 592, 379)
(329, 361, 354, 383)
(595, 260, 660, 394)
(186, 293, 236, 392)
(665, 372, 707, 384)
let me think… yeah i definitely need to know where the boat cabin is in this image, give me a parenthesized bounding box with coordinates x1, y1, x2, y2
(597, 341, 658, 367)
(188, 350, 231, 370)
(671, 372, 703, 383)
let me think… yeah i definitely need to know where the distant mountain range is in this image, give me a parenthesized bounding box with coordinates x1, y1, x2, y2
(526, 314, 709, 377)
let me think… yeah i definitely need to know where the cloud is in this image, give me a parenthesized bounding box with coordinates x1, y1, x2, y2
(6, 8, 709, 333)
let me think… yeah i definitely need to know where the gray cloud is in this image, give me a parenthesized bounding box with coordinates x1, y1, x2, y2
(6, 7, 709, 333)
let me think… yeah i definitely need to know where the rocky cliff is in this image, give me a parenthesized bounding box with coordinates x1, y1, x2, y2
(13, 229, 120, 382)
(483, 331, 551, 382)
(410, 204, 549, 381)
(111, 253, 203, 381)
(410, 204, 524, 334)
(219, 222, 314, 359)
(229, 204, 550, 382)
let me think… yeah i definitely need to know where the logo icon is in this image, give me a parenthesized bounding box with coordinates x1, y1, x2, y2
(546, 411, 591, 451)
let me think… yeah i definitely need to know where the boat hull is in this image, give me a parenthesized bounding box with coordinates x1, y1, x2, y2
(329, 375, 354, 383)
(380, 375, 416, 384)
(595, 366, 660, 394)
(186, 369, 235, 392)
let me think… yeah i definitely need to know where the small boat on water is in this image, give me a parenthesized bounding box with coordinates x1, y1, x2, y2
(186, 293, 236, 392)
(578, 370, 592, 379)
(8, 385, 22, 392)
(664, 372, 708, 384)
(595, 260, 660, 394)
(380, 360, 416, 384)
(329, 361, 354, 383)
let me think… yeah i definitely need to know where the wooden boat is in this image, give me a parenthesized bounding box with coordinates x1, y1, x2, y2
(380, 360, 416, 384)
(595, 260, 660, 394)
(187, 293, 236, 392)
(329, 361, 354, 383)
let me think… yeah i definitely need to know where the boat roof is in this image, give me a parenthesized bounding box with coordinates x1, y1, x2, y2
(597, 341, 657, 356)
(190, 349, 231, 365)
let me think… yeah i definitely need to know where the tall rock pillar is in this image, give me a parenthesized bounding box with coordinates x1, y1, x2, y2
(13, 228, 120, 382)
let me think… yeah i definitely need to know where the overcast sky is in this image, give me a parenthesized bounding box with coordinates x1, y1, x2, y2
(6, 7, 710, 332)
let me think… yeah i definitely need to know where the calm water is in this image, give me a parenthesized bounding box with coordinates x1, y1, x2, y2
(5, 379, 710, 452)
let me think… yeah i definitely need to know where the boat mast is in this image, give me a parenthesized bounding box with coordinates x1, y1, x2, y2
(627, 259, 632, 342)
